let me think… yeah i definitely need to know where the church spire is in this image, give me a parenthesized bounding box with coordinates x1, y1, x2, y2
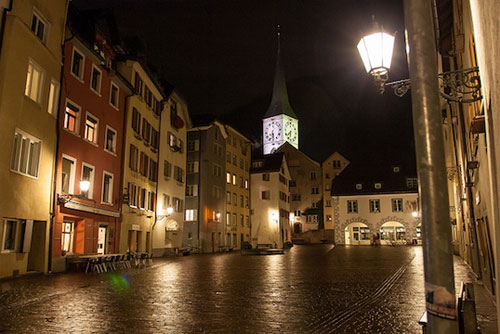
(264, 25, 297, 119)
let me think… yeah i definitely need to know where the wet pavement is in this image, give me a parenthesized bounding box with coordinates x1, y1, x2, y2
(0, 245, 490, 333)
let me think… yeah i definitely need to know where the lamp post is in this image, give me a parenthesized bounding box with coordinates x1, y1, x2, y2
(357, 2, 459, 333)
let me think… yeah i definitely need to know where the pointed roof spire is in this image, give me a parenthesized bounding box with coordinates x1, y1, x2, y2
(264, 25, 297, 119)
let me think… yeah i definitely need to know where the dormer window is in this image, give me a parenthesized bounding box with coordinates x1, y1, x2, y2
(374, 183, 382, 189)
(356, 183, 362, 190)
(393, 166, 400, 173)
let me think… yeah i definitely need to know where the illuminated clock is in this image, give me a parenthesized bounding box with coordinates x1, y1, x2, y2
(284, 120, 298, 143)
(264, 121, 282, 143)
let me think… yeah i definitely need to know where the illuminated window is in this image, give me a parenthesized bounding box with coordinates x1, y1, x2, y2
(61, 221, 74, 253)
(185, 209, 197, 221)
(84, 113, 98, 144)
(64, 101, 80, 133)
(25, 60, 43, 102)
(10, 129, 41, 178)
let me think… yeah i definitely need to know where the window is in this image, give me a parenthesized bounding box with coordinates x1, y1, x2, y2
(325, 173, 330, 179)
(240, 195, 244, 207)
(139, 188, 146, 209)
(392, 198, 403, 212)
(212, 186, 222, 199)
(173, 198, 183, 212)
(61, 221, 74, 253)
(213, 164, 222, 177)
(370, 199, 381, 213)
(47, 79, 59, 115)
(325, 183, 331, 191)
(312, 187, 319, 194)
(71, 47, 85, 80)
(347, 200, 358, 213)
(134, 71, 143, 96)
(326, 215, 332, 222)
(244, 179, 249, 189)
(186, 185, 198, 197)
(188, 140, 199, 152)
(152, 98, 160, 116)
(31, 10, 47, 42)
(232, 193, 237, 205)
(262, 173, 270, 181)
(333, 160, 341, 168)
(252, 161, 263, 168)
(64, 101, 80, 134)
(240, 176, 244, 188)
(289, 180, 296, 187)
(245, 216, 250, 227)
(245, 196, 249, 208)
(151, 128, 159, 150)
(232, 154, 237, 166)
(240, 214, 244, 227)
(105, 126, 117, 154)
(10, 129, 41, 178)
(164, 160, 172, 178)
(310, 171, 317, 180)
(61, 155, 76, 194)
(149, 159, 158, 182)
(129, 144, 139, 172)
(232, 174, 237, 185)
(226, 172, 231, 184)
(294, 210, 301, 216)
(262, 190, 270, 200)
(174, 166, 184, 183)
(178, 139, 184, 153)
(226, 152, 231, 163)
(239, 159, 244, 169)
(406, 177, 418, 188)
(226, 191, 231, 204)
(81, 163, 95, 199)
(168, 132, 176, 148)
(109, 82, 119, 109)
(25, 60, 43, 102)
(131, 108, 141, 134)
(144, 86, 152, 108)
(312, 201, 318, 208)
(292, 194, 301, 201)
(306, 215, 319, 223)
(226, 212, 231, 225)
(356, 183, 362, 190)
(84, 113, 99, 144)
(147, 191, 155, 211)
(185, 209, 197, 221)
(128, 183, 138, 207)
(187, 161, 199, 174)
(90, 64, 102, 94)
(231, 213, 237, 225)
(2, 220, 19, 252)
(102, 172, 114, 204)
(393, 166, 400, 173)
(139, 152, 149, 177)
(213, 143, 222, 156)
(326, 199, 331, 207)
(142, 119, 151, 143)
(374, 183, 382, 189)
(163, 194, 170, 208)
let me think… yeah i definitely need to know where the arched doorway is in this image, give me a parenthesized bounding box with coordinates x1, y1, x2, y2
(344, 222, 371, 245)
(293, 223, 302, 234)
(380, 221, 406, 245)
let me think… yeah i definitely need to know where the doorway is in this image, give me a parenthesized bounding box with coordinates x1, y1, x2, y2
(27, 220, 46, 272)
(97, 226, 107, 254)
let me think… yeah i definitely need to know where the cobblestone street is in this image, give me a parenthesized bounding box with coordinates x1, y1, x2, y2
(0, 245, 488, 333)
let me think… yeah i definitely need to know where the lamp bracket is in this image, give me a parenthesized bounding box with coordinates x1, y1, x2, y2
(384, 67, 482, 103)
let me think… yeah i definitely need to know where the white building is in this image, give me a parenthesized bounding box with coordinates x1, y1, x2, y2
(331, 161, 420, 245)
(154, 90, 191, 256)
(250, 153, 291, 248)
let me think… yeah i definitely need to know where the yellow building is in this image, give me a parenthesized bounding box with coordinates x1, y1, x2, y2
(224, 125, 251, 249)
(321, 152, 349, 230)
(117, 60, 165, 254)
(0, 1, 68, 278)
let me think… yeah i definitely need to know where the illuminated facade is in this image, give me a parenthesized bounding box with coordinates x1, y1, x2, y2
(0, 1, 68, 278)
(250, 153, 291, 248)
(154, 90, 191, 255)
(224, 125, 251, 249)
(117, 60, 164, 254)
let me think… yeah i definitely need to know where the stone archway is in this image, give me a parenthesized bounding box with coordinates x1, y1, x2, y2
(335, 217, 372, 245)
(375, 216, 418, 242)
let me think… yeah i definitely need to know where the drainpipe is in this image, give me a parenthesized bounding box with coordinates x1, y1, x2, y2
(403, 0, 458, 332)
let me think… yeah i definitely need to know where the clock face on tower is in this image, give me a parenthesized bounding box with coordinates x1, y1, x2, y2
(264, 121, 282, 143)
(284, 120, 298, 143)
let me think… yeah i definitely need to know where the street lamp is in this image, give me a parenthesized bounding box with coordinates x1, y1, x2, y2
(357, 20, 481, 103)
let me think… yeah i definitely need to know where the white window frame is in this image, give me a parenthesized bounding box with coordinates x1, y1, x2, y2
(187, 161, 199, 174)
(47, 79, 59, 116)
(347, 200, 358, 213)
(185, 209, 197, 222)
(25, 59, 44, 103)
(71, 46, 85, 81)
(109, 81, 119, 110)
(392, 198, 403, 212)
(10, 128, 42, 179)
(64, 99, 81, 135)
(104, 125, 117, 155)
(1, 219, 20, 253)
(61, 221, 74, 253)
(61, 154, 77, 194)
(186, 184, 198, 197)
(84, 111, 99, 145)
(101, 171, 114, 205)
(31, 8, 49, 43)
(90, 63, 102, 95)
(370, 199, 381, 213)
(80, 162, 95, 199)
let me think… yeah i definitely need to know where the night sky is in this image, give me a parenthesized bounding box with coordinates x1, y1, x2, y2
(75, 0, 415, 164)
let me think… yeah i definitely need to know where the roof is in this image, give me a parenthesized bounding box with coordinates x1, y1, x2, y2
(331, 158, 418, 196)
(263, 31, 297, 119)
(251, 152, 285, 174)
(276, 142, 320, 167)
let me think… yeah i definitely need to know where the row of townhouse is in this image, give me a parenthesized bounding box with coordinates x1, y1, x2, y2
(0, 2, 192, 278)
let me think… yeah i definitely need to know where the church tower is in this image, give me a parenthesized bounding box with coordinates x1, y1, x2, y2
(263, 27, 299, 155)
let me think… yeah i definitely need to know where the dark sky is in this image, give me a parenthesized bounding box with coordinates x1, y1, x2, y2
(75, 0, 415, 164)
